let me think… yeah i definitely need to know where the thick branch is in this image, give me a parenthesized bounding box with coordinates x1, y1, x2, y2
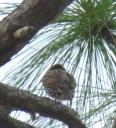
(0, 82, 86, 128)
(0, 107, 33, 128)
(0, 0, 73, 66)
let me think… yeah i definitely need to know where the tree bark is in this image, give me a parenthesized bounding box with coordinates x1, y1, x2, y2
(0, 107, 33, 128)
(0, 0, 73, 66)
(0, 82, 86, 128)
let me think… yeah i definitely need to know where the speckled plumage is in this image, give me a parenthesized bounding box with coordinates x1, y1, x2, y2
(41, 64, 76, 104)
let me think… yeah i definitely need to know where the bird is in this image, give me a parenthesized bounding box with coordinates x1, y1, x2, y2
(41, 64, 76, 106)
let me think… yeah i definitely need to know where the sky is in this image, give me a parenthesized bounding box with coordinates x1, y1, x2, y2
(0, 0, 22, 3)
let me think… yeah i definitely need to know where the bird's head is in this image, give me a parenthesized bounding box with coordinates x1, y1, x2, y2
(50, 64, 65, 70)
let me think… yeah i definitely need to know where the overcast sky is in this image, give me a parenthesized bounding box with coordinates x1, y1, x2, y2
(0, 0, 22, 3)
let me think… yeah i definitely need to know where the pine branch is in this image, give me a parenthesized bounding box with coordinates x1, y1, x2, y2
(0, 107, 33, 128)
(0, 82, 86, 128)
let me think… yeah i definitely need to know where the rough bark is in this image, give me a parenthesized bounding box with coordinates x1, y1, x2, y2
(0, 107, 33, 128)
(0, 0, 73, 66)
(0, 82, 86, 128)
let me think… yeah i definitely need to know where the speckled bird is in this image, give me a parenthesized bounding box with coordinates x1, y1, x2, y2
(41, 64, 76, 106)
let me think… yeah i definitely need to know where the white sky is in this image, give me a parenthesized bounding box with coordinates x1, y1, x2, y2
(0, 0, 22, 3)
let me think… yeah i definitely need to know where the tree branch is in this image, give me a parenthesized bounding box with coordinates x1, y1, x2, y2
(0, 0, 74, 66)
(0, 82, 86, 128)
(0, 107, 34, 128)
